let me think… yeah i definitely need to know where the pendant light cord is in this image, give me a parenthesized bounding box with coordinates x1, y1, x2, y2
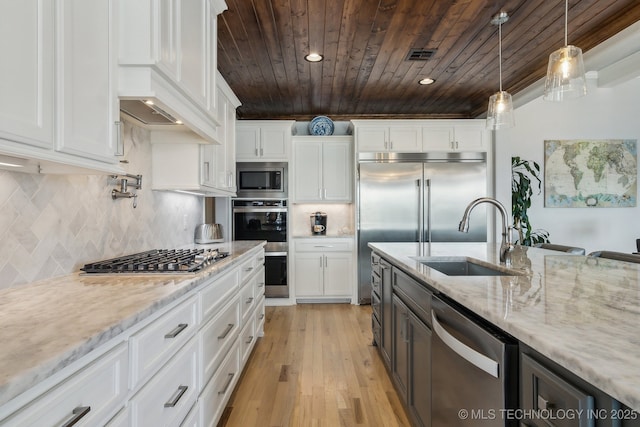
(499, 21, 503, 92)
(564, 0, 568, 46)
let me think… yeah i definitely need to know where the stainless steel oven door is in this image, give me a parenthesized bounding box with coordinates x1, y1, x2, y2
(233, 206, 287, 242)
(264, 252, 288, 298)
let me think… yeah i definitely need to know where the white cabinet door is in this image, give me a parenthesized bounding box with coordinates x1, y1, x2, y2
(293, 140, 323, 201)
(294, 253, 324, 297)
(388, 127, 421, 151)
(236, 126, 260, 159)
(158, 0, 178, 79)
(0, 0, 54, 149)
(223, 93, 237, 191)
(323, 140, 352, 201)
(356, 126, 388, 152)
(261, 127, 288, 159)
(178, 0, 207, 108)
(56, 0, 119, 164)
(236, 122, 292, 161)
(421, 126, 454, 151)
(422, 121, 485, 151)
(323, 253, 352, 296)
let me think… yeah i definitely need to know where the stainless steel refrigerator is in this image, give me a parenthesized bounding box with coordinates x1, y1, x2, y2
(357, 152, 488, 303)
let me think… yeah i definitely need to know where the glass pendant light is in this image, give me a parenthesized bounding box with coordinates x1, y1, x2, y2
(486, 12, 514, 130)
(543, 0, 587, 101)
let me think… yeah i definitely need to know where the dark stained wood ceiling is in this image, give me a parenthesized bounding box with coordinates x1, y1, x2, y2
(217, 0, 640, 120)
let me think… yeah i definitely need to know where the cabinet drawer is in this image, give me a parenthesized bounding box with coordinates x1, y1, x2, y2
(295, 239, 354, 252)
(521, 353, 594, 427)
(130, 296, 198, 388)
(3, 343, 128, 427)
(392, 268, 431, 327)
(371, 289, 381, 320)
(255, 266, 266, 297)
(200, 295, 240, 387)
(130, 338, 198, 427)
(241, 277, 257, 324)
(240, 315, 257, 365)
(200, 342, 240, 427)
(371, 272, 381, 295)
(239, 257, 257, 284)
(200, 269, 239, 324)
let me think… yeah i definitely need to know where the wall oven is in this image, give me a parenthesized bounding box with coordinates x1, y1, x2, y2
(236, 162, 287, 199)
(233, 199, 288, 298)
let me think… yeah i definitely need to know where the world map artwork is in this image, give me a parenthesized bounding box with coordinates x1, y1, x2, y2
(544, 139, 637, 208)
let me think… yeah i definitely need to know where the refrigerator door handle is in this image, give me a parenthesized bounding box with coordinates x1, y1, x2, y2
(425, 178, 431, 243)
(417, 179, 423, 243)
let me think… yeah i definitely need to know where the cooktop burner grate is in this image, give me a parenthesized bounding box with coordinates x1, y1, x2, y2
(80, 249, 229, 274)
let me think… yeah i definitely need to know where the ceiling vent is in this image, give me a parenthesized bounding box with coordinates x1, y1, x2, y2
(406, 48, 437, 61)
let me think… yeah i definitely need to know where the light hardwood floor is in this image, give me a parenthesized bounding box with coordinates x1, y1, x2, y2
(218, 304, 411, 427)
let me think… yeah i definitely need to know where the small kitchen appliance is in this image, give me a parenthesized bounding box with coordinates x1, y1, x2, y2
(310, 212, 327, 235)
(194, 223, 223, 244)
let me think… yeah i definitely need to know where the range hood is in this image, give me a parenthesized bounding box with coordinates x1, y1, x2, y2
(120, 100, 182, 126)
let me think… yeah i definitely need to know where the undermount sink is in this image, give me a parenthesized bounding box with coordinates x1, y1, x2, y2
(412, 257, 519, 276)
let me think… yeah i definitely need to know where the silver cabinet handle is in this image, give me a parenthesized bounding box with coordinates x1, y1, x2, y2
(323, 188, 327, 199)
(203, 161, 210, 182)
(313, 245, 334, 248)
(390, 141, 393, 149)
(114, 121, 123, 156)
(324, 255, 327, 268)
(244, 266, 253, 272)
(217, 323, 234, 340)
(245, 335, 254, 344)
(164, 323, 188, 339)
(319, 256, 323, 268)
(259, 143, 264, 156)
(246, 297, 254, 304)
(61, 406, 91, 427)
(431, 311, 499, 378)
(164, 385, 188, 408)
(254, 145, 259, 156)
(218, 373, 235, 395)
(403, 314, 410, 343)
(259, 314, 265, 320)
(257, 281, 264, 288)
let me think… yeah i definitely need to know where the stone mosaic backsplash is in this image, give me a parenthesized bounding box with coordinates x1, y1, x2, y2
(0, 122, 204, 289)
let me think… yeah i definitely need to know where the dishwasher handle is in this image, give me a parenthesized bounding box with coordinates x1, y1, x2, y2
(431, 310, 499, 378)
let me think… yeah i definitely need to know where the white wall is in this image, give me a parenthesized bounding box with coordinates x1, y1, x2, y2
(494, 76, 640, 254)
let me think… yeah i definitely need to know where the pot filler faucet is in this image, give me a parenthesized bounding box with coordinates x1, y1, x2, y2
(459, 197, 514, 266)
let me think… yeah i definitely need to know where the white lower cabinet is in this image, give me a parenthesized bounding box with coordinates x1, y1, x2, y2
(2, 343, 128, 427)
(0, 246, 266, 427)
(293, 238, 354, 300)
(129, 337, 198, 427)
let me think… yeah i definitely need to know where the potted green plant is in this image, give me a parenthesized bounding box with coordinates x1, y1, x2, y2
(511, 156, 549, 245)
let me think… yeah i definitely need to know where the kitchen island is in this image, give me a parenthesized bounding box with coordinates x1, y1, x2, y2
(0, 240, 265, 425)
(370, 242, 640, 415)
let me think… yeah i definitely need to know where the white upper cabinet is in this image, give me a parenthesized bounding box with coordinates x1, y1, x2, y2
(0, 0, 54, 150)
(119, 0, 228, 142)
(236, 121, 294, 161)
(422, 120, 486, 151)
(352, 119, 487, 153)
(0, 0, 124, 174)
(352, 121, 421, 152)
(151, 74, 241, 197)
(292, 136, 353, 203)
(56, 0, 120, 164)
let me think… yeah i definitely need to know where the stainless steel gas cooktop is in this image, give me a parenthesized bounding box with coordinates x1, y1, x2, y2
(80, 249, 229, 274)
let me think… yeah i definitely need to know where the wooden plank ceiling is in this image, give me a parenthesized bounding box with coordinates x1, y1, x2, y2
(217, 0, 640, 120)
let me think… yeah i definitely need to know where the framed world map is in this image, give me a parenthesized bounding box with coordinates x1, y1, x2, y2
(544, 139, 637, 208)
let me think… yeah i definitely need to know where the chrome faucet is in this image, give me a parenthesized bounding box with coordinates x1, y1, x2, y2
(459, 197, 514, 266)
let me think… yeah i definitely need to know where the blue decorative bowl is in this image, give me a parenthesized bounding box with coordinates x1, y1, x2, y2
(309, 116, 334, 136)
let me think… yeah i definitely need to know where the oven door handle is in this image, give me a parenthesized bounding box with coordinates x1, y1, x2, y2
(233, 207, 288, 213)
(265, 252, 287, 257)
(431, 310, 499, 378)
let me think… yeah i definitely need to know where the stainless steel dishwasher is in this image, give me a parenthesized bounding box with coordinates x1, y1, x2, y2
(431, 295, 518, 427)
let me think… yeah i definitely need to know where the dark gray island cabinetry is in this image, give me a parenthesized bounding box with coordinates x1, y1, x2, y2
(369, 242, 640, 427)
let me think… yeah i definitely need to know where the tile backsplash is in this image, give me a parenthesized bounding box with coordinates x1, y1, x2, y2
(0, 122, 203, 289)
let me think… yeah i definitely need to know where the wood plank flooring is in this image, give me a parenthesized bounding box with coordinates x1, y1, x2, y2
(218, 304, 411, 427)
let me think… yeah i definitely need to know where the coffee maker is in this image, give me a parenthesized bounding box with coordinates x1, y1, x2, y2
(310, 212, 327, 235)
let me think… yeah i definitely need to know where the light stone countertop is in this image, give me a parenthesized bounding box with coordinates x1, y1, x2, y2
(0, 241, 265, 407)
(369, 242, 640, 412)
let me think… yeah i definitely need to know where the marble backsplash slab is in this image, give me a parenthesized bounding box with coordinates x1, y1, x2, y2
(0, 122, 204, 289)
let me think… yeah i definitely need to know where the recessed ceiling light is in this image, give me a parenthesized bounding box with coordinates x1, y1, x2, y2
(305, 53, 324, 62)
(419, 78, 435, 85)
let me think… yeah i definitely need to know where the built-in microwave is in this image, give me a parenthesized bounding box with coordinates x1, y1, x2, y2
(236, 162, 288, 199)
